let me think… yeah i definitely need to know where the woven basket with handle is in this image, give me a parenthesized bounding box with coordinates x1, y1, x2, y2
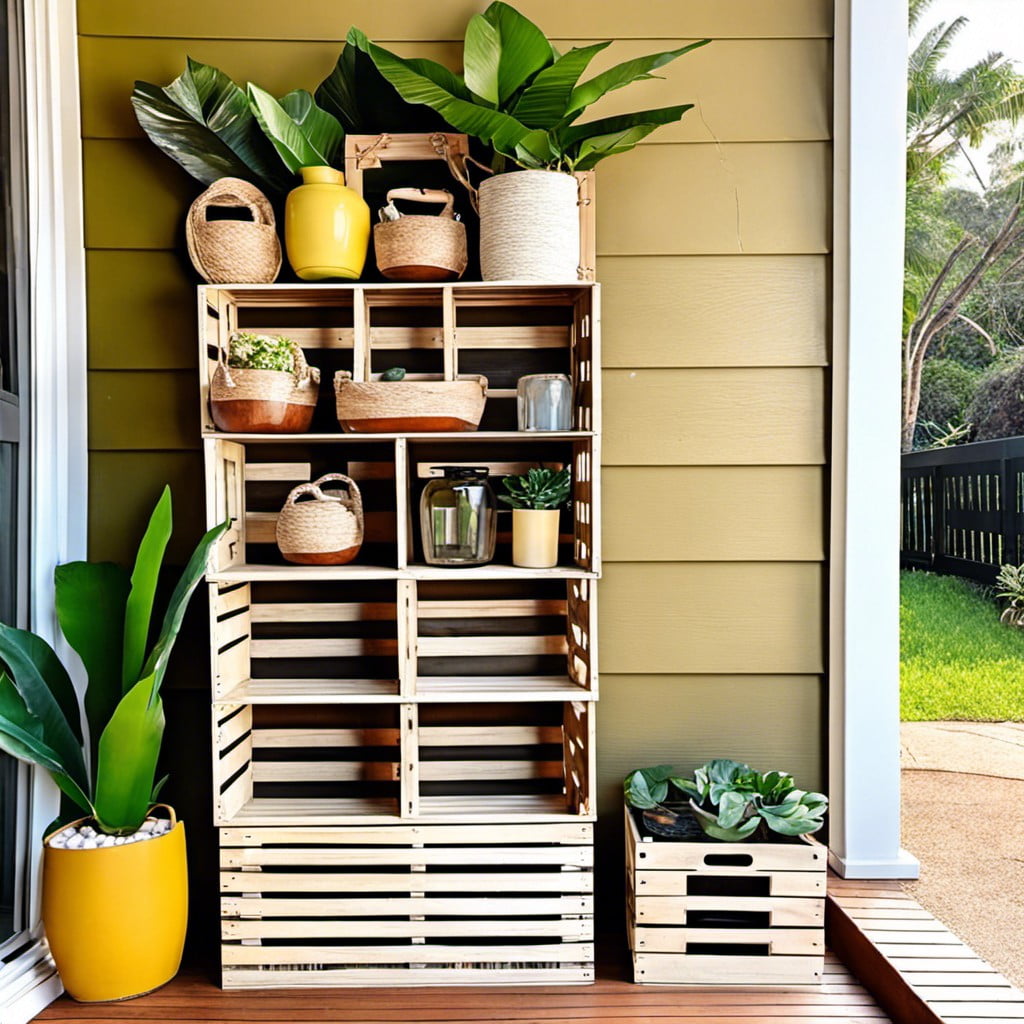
(276, 474, 364, 565)
(210, 333, 320, 434)
(374, 188, 467, 282)
(186, 177, 282, 284)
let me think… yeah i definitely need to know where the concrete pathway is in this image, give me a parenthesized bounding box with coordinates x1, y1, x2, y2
(900, 721, 1024, 989)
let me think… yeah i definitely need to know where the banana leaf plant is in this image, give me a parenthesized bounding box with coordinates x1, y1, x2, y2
(0, 487, 228, 836)
(624, 759, 828, 842)
(131, 46, 444, 199)
(348, 2, 710, 172)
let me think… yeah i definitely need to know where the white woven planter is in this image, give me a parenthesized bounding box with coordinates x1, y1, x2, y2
(479, 170, 580, 282)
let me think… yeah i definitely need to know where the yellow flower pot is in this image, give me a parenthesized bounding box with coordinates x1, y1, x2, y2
(512, 508, 561, 568)
(42, 810, 188, 1002)
(284, 166, 370, 281)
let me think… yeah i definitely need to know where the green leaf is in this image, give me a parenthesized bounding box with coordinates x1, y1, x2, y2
(624, 769, 657, 809)
(141, 519, 230, 690)
(248, 84, 343, 174)
(348, 29, 534, 158)
(474, 2, 554, 105)
(561, 105, 693, 146)
(690, 800, 759, 841)
(716, 790, 750, 829)
(93, 675, 165, 834)
(568, 39, 710, 116)
(512, 43, 611, 128)
(572, 123, 665, 171)
(131, 58, 289, 195)
(668, 775, 702, 800)
(122, 486, 172, 691)
(0, 672, 92, 816)
(54, 561, 130, 771)
(0, 624, 87, 791)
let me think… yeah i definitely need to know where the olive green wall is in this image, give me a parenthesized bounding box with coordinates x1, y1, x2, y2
(78, 0, 832, 944)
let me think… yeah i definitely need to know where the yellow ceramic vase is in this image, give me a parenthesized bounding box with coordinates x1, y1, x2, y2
(284, 166, 370, 281)
(42, 812, 188, 1002)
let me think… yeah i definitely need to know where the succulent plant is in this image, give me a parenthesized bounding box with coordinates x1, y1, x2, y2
(499, 467, 571, 510)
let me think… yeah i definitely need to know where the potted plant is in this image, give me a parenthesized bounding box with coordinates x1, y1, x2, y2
(996, 562, 1024, 626)
(210, 331, 320, 434)
(0, 488, 227, 1001)
(349, 3, 709, 281)
(622, 759, 828, 985)
(499, 466, 571, 568)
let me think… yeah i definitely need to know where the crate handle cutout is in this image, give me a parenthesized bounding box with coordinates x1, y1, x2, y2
(702, 853, 754, 868)
(685, 943, 770, 957)
(686, 910, 770, 929)
(686, 875, 770, 898)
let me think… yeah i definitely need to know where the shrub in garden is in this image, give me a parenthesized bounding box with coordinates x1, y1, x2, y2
(914, 358, 981, 448)
(966, 351, 1024, 441)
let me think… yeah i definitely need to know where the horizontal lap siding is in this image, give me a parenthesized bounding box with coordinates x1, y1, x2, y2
(78, 0, 831, 853)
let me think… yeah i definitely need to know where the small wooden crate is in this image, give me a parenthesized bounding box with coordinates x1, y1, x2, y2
(625, 806, 826, 986)
(220, 821, 594, 987)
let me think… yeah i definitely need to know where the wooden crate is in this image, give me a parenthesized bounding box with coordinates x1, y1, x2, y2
(219, 821, 594, 987)
(625, 806, 826, 985)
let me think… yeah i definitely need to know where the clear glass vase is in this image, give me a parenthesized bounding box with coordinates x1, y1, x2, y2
(516, 373, 573, 431)
(420, 467, 497, 566)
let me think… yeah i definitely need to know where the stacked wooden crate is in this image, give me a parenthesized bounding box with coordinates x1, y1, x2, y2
(200, 282, 599, 987)
(625, 807, 826, 985)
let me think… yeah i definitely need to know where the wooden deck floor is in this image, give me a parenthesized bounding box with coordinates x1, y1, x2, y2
(36, 953, 889, 1024)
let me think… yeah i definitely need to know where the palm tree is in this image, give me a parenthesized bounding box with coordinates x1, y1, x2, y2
(902, 0, 1024, 451)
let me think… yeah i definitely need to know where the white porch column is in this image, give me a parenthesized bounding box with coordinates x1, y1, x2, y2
(828, 0, 919, 878)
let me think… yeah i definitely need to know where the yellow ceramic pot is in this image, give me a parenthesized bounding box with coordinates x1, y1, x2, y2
(284, 166, 370, 281)
(42, 810, 188, 1002)
(512, 508, 561, 568)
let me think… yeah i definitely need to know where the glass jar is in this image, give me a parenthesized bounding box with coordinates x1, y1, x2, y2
(517, 373, 573, 431)
(420, 467, 497, 566)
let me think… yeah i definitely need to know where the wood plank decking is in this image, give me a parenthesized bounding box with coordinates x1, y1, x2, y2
(829, 877, 1024, 1023)
(36, 954, 887, 1023)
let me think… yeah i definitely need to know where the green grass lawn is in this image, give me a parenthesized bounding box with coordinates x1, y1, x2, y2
(901, 570, 1024, 721)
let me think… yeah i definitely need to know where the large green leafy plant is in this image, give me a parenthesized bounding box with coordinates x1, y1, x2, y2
(624, 759, 828, 842)
(0, 488, 227, 835)
(349, 2, 709, 172)
(131, 45, 449, 199)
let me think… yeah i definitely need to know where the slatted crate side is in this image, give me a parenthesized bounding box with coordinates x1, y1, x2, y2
(210, 582, 251, 701)
(563, 701, 594, 817)
(413, 579, 592, 699)
(237, 579, 402, 703)
(566, 579, 596, 693)
(198, 287, 238, 434)
(632, 954, 821, 986)
(205, 439, 246, 571)
(218, 821, 594, 987)
(214, 704, 253, 821)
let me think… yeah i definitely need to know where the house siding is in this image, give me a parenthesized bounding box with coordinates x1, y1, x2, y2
(77, 0, 832, 936)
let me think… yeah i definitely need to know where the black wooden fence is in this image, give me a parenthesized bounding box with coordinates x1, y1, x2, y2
(901, 437, 1024, 583)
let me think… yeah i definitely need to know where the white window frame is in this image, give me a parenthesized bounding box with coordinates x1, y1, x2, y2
(828, 0, 919, 878)
(1, 0, 87, 1018)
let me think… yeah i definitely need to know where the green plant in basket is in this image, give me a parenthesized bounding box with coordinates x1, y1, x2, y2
(499, 467, 571, 510)
(0, 487, 227, 835)
(624, 759, 828, 842)
(228, 332, 297, 373)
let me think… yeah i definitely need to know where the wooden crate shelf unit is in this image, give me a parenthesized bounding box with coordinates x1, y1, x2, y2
(201, 282, 601, 986)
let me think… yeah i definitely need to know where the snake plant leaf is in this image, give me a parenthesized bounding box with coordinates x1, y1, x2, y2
(0, 672, 93, 817)
(248, 85, 344, 174)
(0, 624, 88, 793)
(511, 42, 611, 128)
(567, 39, 710, 117)
(122, 486, 172, 691)
(466, 2, 554, 107)
(131, 58, 289, 195)
(93, 675, 165, 834)
(54, 561, 130, 769)
(572, 123, 667, 171)
(349, 28, 534, 158)
(141, 519, 230, 691)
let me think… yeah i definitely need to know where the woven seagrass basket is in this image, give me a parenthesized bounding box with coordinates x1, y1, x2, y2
(186, 178, 281, 284)
(210, 333, 320, 434)
(334, 372, 487, 433)
(276, 474, 364, 565)
(373, 188, 467, 282)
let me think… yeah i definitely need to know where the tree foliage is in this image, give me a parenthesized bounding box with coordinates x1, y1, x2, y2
(966, 351, 1024, 441)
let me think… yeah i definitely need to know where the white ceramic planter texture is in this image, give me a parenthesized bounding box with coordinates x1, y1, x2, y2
(479, 170, 580, 282)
